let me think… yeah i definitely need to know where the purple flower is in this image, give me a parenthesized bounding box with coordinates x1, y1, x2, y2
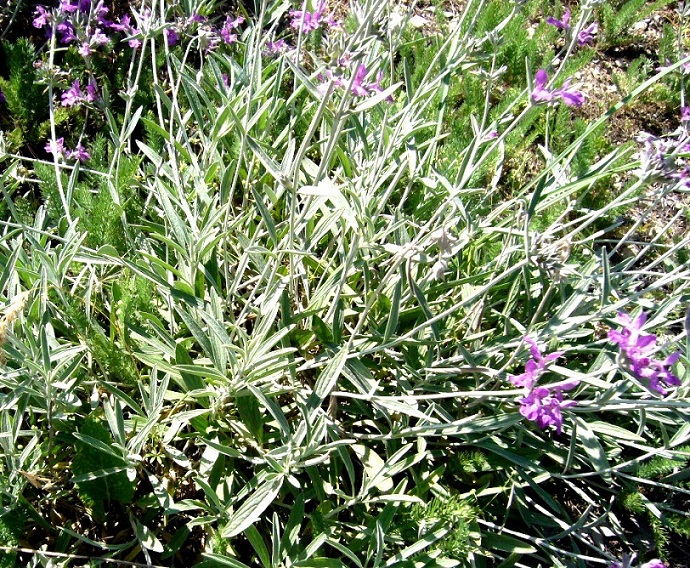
(532, 69, 584, 107)
(546, 9, 570, 31)
(68, 144, 90, 162)
(110, 12, 143, 47)
(325, 14, 342, 29)
(509, 337, 576, 434)
(519, 385, 576, 435)
(577, 22, 598, 45)
(90, 27, 110, 46)
(609, 311, 682, 396)
(45, 137, 66, 157)
(509, 337, 562, 389)
(510, 359, 541, 389)
(609, 312, 654, 360)
(93, 0, 111, 26)
(109, 14, 132, 33)
(58, 0, 78, 14)
(0, 88, 5, 103)
(532, 69, 554, 103)
(61, 79, 85, 107)
(57, 20, 77, 44)
(264, 39, 289, 55)
(554, 80, 585, 107)
(164, 27, 179, 46)
(85, 78, 99, 102)
(682, 106, 690, 122)
(33, 6, 51, 28)
(289, 1, 326, 34)
(188, 11, 207, 24)
(368, 70, 384, 94)
(317, 69, 346, 94)
(640, 561, 666, 568)
(610, 557, 666, 568)
(367, 70, 394, 102)
(128, 34, 142, 49)
(351, 64, 370, 97)
(220, 15, 243, 44)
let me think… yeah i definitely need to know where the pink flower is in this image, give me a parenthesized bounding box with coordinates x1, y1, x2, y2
(45, 137, 66, 157)
(546, 9, 570, 31)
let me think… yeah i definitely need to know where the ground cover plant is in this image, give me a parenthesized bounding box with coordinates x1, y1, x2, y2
(0, 0, 689, 566)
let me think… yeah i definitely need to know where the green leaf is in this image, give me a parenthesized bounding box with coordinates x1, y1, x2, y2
(221, 473, 284, 538)
(245, 525, 271, 568)
(352, 444, 394, 493)
(574, 417, 612, 482)
(481, 533, 536, 554)
(134, 519, 164, 553)
(309, 347, 349, 409)
(236, 393, 264, 445)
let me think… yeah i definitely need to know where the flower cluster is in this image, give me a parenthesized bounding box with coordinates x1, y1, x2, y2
(33, 0, 244, 54)
(318, 64, 391, 100)
(61, 78, 99, 107)
(33, 0, 113, 56)
(44, 137, 90, 162)
(531, 69, 585, 107)
(636, 125, 690, 189)
(546, 9, 597, 46)
(220, 15, 244, 45)
(609, 311, 681, 396)
(289, 1, 340, 35)
(509, 337, 579, 435)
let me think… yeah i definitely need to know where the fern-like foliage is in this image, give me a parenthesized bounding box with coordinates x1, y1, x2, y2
(0, 509, 23, 568)
(0, 38, 49, 151)
(598, 0, 675, 47)
(619, 447, 690, 560)
(71, 414, 136, 522)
